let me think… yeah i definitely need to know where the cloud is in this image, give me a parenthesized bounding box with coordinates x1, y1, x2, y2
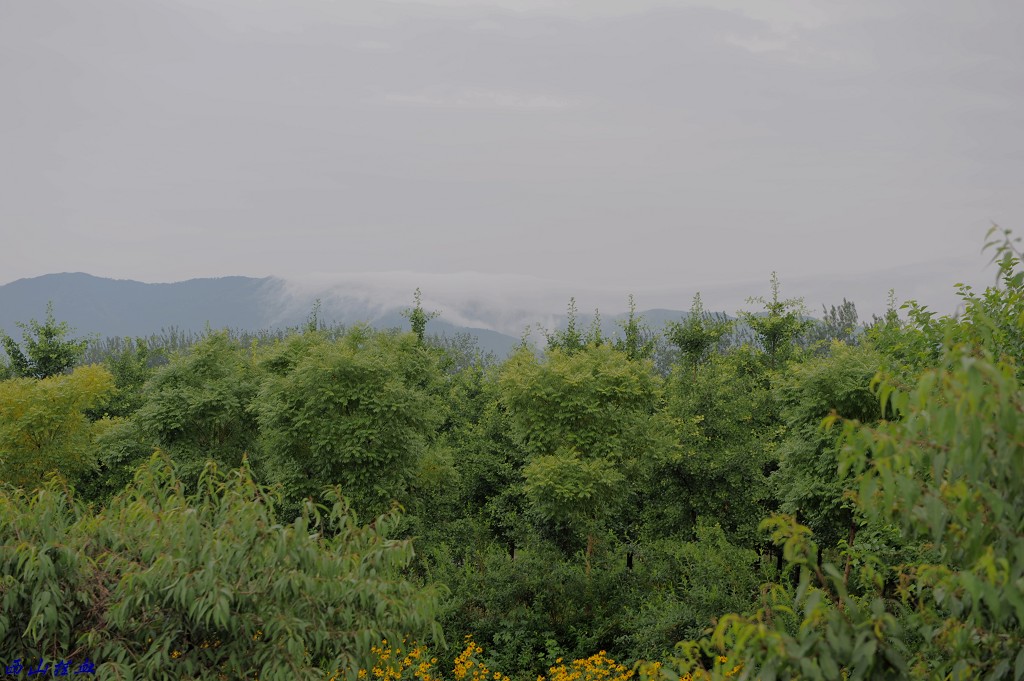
(721, 33, 792, 54)
(272, 253, 990, 337)
(277, 270, 594, 334)
(383, 88, 578, 110)
(1, 0, 1019, 302)
(386, 0, 837, 29)
(353, 40, 394, 52)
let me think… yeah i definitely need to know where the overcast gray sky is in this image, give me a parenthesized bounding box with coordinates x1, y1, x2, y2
(2, 0, 1022, 320)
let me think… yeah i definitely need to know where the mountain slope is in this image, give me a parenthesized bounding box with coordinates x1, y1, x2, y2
(0, 273, 527, 357)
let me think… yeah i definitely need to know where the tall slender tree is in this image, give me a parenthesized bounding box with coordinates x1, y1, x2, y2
(0, 302, 90, 379)
(741, 272, 812, 370)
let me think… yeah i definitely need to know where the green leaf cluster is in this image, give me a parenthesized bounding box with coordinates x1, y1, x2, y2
(0, 455, 441, 681)
(255, 328, 445, 517)
(0, 302, 90, 379)
(0, 364, 115, 489)
(666, 230, 1024, 680)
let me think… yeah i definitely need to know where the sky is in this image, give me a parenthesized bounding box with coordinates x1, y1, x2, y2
(2, 0, 1022, 321)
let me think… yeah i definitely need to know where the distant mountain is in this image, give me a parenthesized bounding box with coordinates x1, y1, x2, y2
(0, 273, 284, 337)
(0, 273, 532, 357)
(2, 274, 760, 359)
(2, 273, 811, 364)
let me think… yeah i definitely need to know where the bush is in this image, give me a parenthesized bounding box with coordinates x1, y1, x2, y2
(0, 454, 441, 680)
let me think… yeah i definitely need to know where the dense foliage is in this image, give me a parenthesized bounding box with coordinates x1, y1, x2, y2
(0, 302, 89, 380)
(2, 228, 1023, 679)
(1, 456, 440, 680)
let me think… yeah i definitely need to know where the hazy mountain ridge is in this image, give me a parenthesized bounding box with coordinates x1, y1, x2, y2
(0, 273, 284, 336)
(0, 273, 737, 359)
(0, 270, 925, 358)
(0, 273, 537, 357)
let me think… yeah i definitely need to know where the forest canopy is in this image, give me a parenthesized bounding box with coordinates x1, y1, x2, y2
(1, 228, 1023, 680)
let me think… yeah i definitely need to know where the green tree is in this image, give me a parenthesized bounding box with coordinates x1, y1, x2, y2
(741, 273, 813, 370)
(614, 295, 656, 361)
(429, 331, 497, 375)
(0, 455, 442, 680)
(670, 344, 1024, 680)
(544, 298, 588, 355)
(622, 520, 761, 660)
(403, 288, 440, 344)
(665, 293, 733, 375)
(0, 302, 90, 379)
(949, 225, 1024, 369)
(864, 289, 945, 380)
(89, 337, 164, 419)
(522, 447, 625, 572)
(305, 298, 323, 333)
(0, 364, 115, 490)
(499, 344, 676, 564)
(132, 331, 260, 487)
(499, 344, 670, 464)
(667, 233, 1024, 680)
(657, 347, 777, 545)
(804, 299, 860, 351)
(771, 343, 883, 549)
(254, 327, 445, 518)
